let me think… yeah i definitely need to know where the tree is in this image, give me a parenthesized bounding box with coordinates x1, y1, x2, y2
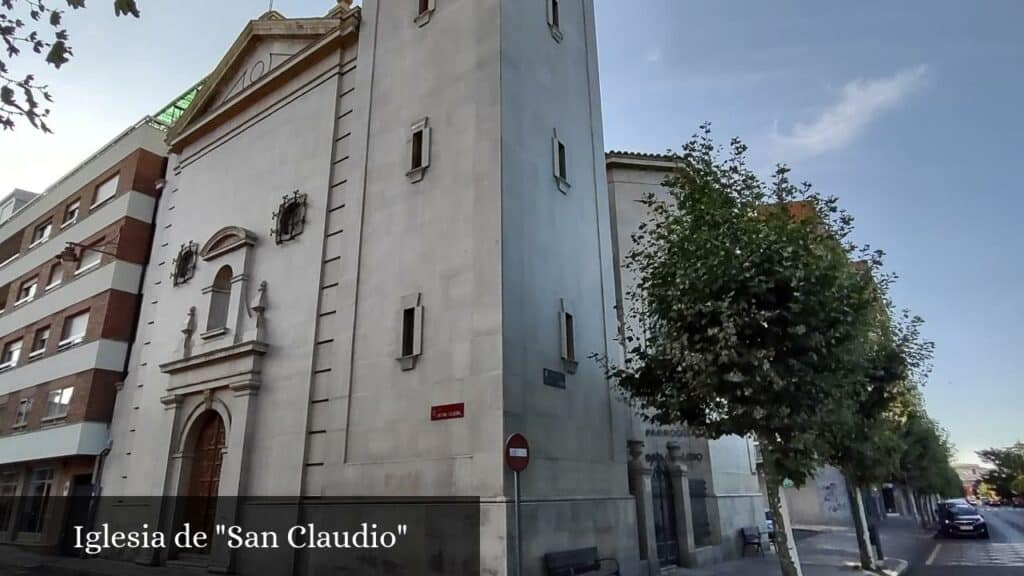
(897, 404, 962, 505)
(603, 125, 881, 576)
(1, 0, 139, 132)
(822, 309, 933, 570)
(977, 443, 1024, 500)
(975, 481, 997, 501)
(1012, 475, 1024, 497)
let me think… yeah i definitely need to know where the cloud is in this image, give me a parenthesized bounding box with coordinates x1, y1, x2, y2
(773, 64, 928, 157)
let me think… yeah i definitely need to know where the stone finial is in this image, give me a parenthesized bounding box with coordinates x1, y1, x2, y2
(628, 440, 645, 462)
(666, 441, 689, 474)
(252, 281, 268, 342)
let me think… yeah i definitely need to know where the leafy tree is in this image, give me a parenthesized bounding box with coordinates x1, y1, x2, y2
(603, 125, 881, 576)
(975, 481, 997, 501)
(1, 0, 139, 132)
(897, 405, 962, 501)
(823, 309, 933, 570)
(1012, 475, 1024, 496)
(977, 443, 1024, 500)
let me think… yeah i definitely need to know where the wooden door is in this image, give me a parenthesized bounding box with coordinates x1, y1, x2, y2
(186, 413, 225, 550)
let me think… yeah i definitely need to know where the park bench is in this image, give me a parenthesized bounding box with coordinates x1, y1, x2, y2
(742, 525, 766, 556)
(544, 547, 620, 576)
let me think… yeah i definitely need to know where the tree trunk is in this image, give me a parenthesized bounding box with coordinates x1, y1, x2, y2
(763, 460, 803, 576)
(845, 479, 878, 571)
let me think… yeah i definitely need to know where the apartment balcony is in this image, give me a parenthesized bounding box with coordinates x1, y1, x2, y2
(0, 421, 108, 466)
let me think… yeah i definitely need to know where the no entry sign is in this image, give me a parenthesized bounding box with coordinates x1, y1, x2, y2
(505, 433, 530, 472)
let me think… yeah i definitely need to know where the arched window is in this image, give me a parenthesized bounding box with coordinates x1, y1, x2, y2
(206, 266, 232, 331)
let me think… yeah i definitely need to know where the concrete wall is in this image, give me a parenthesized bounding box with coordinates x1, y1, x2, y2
(784, 466, 853, 528)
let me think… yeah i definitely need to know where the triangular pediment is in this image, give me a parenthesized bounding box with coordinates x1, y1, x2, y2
(167, 9, 359, 148)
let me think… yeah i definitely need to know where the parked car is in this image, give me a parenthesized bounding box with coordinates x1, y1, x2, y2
(937, 501, 989, 539)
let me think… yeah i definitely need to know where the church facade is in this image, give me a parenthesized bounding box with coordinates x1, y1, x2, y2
(99, 1, 638, 574)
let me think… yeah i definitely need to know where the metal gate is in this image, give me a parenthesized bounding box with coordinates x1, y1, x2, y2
(651, 459, 679, 565)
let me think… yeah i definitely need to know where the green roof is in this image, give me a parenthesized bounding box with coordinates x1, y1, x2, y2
(152, 82, 203, 129)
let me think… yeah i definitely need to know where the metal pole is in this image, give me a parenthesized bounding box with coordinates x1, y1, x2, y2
(514, 470, 522, 576)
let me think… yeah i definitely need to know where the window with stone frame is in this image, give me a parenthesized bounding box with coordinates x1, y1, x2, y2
(407, 118, 431, 182)
(397, 293, 424, 371)
(552, 129, 570, 193)
(415, 0, 436, 26)
(547, 0, 562, 41)
(272, 192, 307, 245)
(206, 265, 233, 333)
(172, 242, 198, 285)
(560, 298, 578, 373)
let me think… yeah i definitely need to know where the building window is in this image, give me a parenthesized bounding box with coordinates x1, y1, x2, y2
(397, 293, 423, 371)
(75, 244, 103, 275)
(17, 468, 53, 533)
(552, 129, 570, 193)
(62, 199, 80, 227)
(172, 242, 198, 285)
(15, 277, 37, 306)
(14, 398, 31, 427)
(206, 265, 232, 334)
(0, 470, 18, 532)
(92, 173, 119, 208)
(59, 310, 89, 349)
(44, 387, 73, 420)
(29, 220, 51, 247)
(271, 192, 307, 245)
(0, 339, 22, 370)
(407, 118, 431, 183)
(560, 298, 578, 373)
(415, 0, 436, 26)
(46, 263, 63, 290)
(29, 326, 49, 358)
(547, 0, 563, 41)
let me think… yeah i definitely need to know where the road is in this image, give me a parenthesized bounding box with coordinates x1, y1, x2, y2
(916, 507, 1024, 575)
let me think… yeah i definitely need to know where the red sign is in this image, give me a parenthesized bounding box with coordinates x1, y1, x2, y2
(505, 433, 530, 472)
(430, 403, 465, 421)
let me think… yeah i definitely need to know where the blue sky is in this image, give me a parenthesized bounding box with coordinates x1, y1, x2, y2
(0, 1, 1020, 463)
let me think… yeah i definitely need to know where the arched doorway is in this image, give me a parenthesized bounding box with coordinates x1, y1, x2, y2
(651, 457, 679, 565)
(185, 411, 225, 551)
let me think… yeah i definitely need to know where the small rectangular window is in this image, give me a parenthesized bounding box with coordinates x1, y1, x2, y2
(46, 264, 63, 290)
(407, 118, 431, 182)
(30, 221, 51, 246)
(59, 310, 89, 348)
(44, 387, 73, 419)
(397, 293, 424, 371)
(75, 245, 102, 274)
(15, 277, 37, 305)
(62, 200, 80, 227)
(92, 173, 119, 208)
(30, 326, 50, 357)
(415, 0, 436, 26)
(547, 0, 563, 41)
(1, 339, 22, 369)
(552, 130, 570, 193)
(560, 298, 578, 373)
(14, 398, 31, 426)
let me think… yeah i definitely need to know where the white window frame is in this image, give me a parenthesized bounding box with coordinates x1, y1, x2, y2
(28, 221, 52, 248)
(29, 326, 50, 358)
(547, 0, 563, 42)
(74, 247, 102, 276)
(43, 387, 73, 420)
(0, 253, 19, 269)
(14, 278, 38, 307)
(45, 264, 63, 291)
(406, 117, 431, 183)
(552, 129, 570, 193)
(0, 339, 22, 371)
(414, 0, 436, 26)
(61, 199, 80, 228)
(91, 173, 119, 209)
(14, 398, 31, 427)
(58, 310, 89, 349)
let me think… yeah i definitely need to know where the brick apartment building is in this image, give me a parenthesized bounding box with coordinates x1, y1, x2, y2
(0, 118, 167, 551)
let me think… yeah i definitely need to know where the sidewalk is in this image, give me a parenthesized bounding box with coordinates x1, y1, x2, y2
(673, 517, 924, 576)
